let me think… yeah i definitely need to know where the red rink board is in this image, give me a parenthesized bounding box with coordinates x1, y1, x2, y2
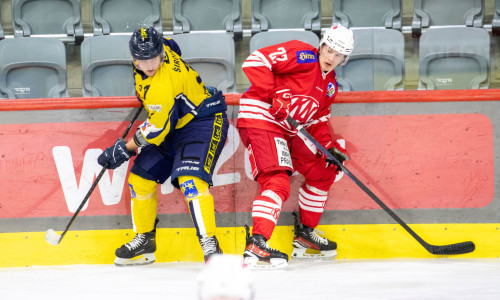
(0, 113, 494, 218)
(326, 113, 494, 211)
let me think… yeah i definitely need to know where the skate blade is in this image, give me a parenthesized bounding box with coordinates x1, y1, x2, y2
(291, 247, 337, 259)
(114, 253, 156, 267)
(244, 256, 288, 269)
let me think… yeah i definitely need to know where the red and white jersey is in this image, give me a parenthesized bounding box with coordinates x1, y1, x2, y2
(237, 40, 338, 149)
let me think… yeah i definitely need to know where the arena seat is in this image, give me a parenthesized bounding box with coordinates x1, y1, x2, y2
(172, 33, 236, 93)
(493, 0, 500, 36)
(0, 5, 4, 40)
(249, 30, 319, 53)
(251, 0, 321, 36)
(12, 0, 83, 44)
(411, 0, 485, 37)
(0, 38, 68, 99)
(92, 0, 162, 35)
(81, 35, 135, 97)
(418, 27, 490, 90)
(332, 0, 402, 30)
(172, 0, 243, 41)
(335, 28, 405, 91)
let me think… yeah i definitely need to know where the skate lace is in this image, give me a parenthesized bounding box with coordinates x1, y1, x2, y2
(125, 234, 146, 251)
(257, 239, 279, 253)
(309, 229, 328, 245)
(199, 236, 216, 255)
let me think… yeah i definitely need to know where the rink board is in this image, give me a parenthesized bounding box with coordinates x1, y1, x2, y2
(0, 92, 499, 267)
(1, 223, 498, 267)
(0, 113, 494, 219)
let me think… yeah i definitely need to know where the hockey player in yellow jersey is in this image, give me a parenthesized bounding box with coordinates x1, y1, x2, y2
(97, 27, 229, 266)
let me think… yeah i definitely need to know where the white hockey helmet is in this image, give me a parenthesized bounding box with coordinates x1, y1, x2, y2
(320, 24, 354, 56)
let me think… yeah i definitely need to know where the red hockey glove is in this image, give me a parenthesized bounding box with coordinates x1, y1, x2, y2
(268, 87, 292, 122)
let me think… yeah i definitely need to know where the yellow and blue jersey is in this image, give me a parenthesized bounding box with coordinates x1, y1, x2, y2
(134, 38, 224, 147)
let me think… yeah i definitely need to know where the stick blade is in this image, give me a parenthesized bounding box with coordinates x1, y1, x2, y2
(429, 241, 475, 255)
(45, 229, 61, 246)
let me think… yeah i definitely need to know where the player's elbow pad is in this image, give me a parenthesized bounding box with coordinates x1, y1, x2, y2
(133, 129, 150, 147)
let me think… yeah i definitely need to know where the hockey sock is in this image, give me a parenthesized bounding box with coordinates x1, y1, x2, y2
(298, 183, 328, 228)
(252, 171, 289, 240)
(251, 190, 283, 240)
(179, 176, 216, 238)
(128, 172, 158, 233)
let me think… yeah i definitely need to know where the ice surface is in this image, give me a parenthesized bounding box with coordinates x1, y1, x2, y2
(1, 259, 499, 300)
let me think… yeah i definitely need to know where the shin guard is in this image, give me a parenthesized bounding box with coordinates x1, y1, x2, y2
(252, 171, 290, 240)
(251, 190, 283, 240)
(128, 173, 158, 233)
(179, 176, 216, 238)
(298, 183, 328, 228)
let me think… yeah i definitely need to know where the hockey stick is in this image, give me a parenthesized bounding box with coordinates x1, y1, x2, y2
(45, 105, 144, 246)
(286, 116, 475, 255)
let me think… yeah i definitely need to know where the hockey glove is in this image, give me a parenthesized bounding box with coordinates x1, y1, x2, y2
(268, 87, 292, 122)
(325, 147, 350, 170)
(97, 138, 136, 170)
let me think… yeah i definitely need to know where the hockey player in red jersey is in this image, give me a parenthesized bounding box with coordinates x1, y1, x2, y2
(238, 24, 355, 268)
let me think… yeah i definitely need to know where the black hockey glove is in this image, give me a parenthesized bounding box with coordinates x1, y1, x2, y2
(98, 138, 136, 170)
(325, 147, 350, 169)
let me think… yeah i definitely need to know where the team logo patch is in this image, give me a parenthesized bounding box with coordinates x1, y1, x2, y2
(289, 95, 319, 124)
(180, 179, 199, 198)
(296, 50, 317, 63)
(128, 183, 136, 198)
(327, 82, 336, 97)
(140, 28, 148, 40)
(147, 104, 162, 112)
(140, 119, 151, 131)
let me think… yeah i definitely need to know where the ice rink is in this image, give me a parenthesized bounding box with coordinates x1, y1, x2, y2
(1, 258, 499, 300)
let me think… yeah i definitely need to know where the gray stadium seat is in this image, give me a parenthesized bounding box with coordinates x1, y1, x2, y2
(249, 30, 320, 53)
(12, 0, 84, 44)
(92, 0, 162, 35)
(493, 0, 500, 36)
(0, 38, 68, 99)
(335, 28, 405, 91)
(251, 0, 321, 36)
(418, 27, 490, 90)
(172, 33, 236, 93)
(172, 0, 243, 41)
(0, 5, 4, 40)
(332, 0, 402, 30)
(81, 36, 135, 97)
(411, 0, 485, 37)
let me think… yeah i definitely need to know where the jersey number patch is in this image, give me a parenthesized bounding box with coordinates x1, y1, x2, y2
(269, 47, 288, 64)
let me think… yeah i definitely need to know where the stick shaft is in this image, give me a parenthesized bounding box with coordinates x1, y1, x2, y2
(56, 105, 143, 243)
(286, 116, 474, 255)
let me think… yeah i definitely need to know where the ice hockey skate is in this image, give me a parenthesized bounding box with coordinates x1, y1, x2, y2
(114, 231, 156, 266)
(243, 225, 288, 269)
(199, 235, 223, 262)
(291, 212, 337, 259)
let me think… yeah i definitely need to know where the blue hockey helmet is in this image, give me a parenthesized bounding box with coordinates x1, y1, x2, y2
(129, 27, 164, 60)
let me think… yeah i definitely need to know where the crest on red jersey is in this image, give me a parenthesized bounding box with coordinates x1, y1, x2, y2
(327, 82, 336, 97)
(289, 96, 320, 123)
